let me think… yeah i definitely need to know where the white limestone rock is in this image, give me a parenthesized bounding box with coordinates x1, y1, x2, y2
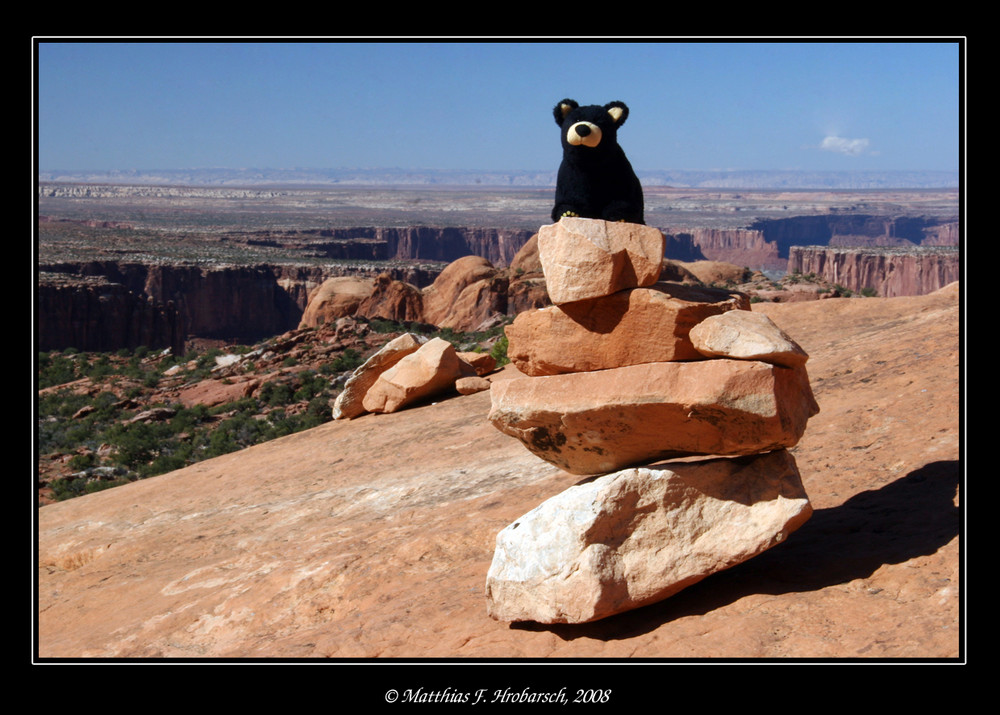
(485, 449, 812, 624)
(690, 310, 809, 367)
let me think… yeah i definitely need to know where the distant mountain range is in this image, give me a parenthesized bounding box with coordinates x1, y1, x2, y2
(37, 167, 959, 190)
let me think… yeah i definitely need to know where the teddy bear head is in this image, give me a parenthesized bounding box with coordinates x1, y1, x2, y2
(553, 99, 629, 153)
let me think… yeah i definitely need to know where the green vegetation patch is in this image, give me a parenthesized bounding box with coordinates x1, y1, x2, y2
(37, 319, 512, 504)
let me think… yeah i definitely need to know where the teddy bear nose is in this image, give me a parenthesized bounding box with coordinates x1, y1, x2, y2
(568, 121, 602, 147)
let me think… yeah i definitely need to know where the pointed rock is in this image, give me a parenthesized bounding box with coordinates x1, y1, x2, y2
(456, 352, 497, 376)
(485, 450, 812, 624)
(538, 218, 665, 304)
(331, 333, 428, 420)
(488, 359, 819, 475)
(362, 337, 476, 414)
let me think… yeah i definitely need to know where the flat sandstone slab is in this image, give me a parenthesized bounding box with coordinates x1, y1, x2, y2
(486, 449, 813, 624)
(505, 282, 750, 376)
(488, 359, 819, 475)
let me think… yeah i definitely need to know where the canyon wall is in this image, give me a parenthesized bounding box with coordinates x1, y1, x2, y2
(37, 225, 532, 352)
(37, 274, 187, 354)
(231, 227, 534, 267)
(37, 217, 960, 351)
(661, 215, 959, 273)
(37, 262, 445, 352)
(661, 228, 782, 270)
(748, 215, 959, 256)
(788, 246, 961, 297)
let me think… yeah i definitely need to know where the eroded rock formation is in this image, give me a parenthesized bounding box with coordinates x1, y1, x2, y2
(788, 246, 961, 297)
(37, 273, 186, 354)
(662, 227, 782, 271)
(661, 215, 959, 273)
(224, 226, 534, 266)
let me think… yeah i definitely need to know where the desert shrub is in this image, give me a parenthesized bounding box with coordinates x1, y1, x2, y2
(490, 335, 510, 367)
(259, 381, 294, 406)
(140, 452, 189, 478)
(326, 348, 363, 374)
(185, 348, 223, 380)
(38, 352, 80, 388)
(208, 397, 257, 416)
(202, 409, 276, 458)
(37, 389, 89, 420)
(51, 473, 132, 501)
(196, 348, 222, 368)
(432, 327, 462, 344)
(170, 404, 209, 432)
(67, 452, 97, 471)
(293, 376, 322, 402)
(368, 318, 400, 334)
(301, 394, 333, 428)
(105, 421, 169, 470)
(158, 351, 184, 370)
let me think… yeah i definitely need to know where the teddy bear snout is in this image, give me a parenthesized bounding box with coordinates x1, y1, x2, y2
(567, 121, 602, 147)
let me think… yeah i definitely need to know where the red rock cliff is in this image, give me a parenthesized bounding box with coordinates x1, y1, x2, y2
(788, 246, 960, 297)
(662, 228, 783, 270)
(37, 273, 186, 354)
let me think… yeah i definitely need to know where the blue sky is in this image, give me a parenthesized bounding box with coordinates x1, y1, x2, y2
(35, 40, 962, 174)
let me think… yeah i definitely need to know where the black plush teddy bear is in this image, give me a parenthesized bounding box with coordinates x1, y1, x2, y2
(551, 98, 645, 225)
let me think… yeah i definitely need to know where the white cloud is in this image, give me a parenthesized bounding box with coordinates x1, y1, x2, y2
(820, 135, 871, 156)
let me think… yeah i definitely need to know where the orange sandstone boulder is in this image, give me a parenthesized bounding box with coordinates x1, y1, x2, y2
(362, 338, 476, 414)
(538, 218, 665, 304)
(298, 276, 374, 329)
(455, 375, 491, 395)
(421, 256, 505, 330)
(176, 377, 260, 408)
(456, 352, 497, 376)
(488, 359, 820, 475)
(332, 333, 428, 419)
(355, 273, 424, 323)
(509, 233, 542, 276)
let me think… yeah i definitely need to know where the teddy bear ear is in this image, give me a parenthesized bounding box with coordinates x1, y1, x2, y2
(605, 101, 629, 126)
(554, 99, 578, 124)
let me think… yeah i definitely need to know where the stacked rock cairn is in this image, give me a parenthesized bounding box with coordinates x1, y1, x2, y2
(485, 217, 820, 624)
